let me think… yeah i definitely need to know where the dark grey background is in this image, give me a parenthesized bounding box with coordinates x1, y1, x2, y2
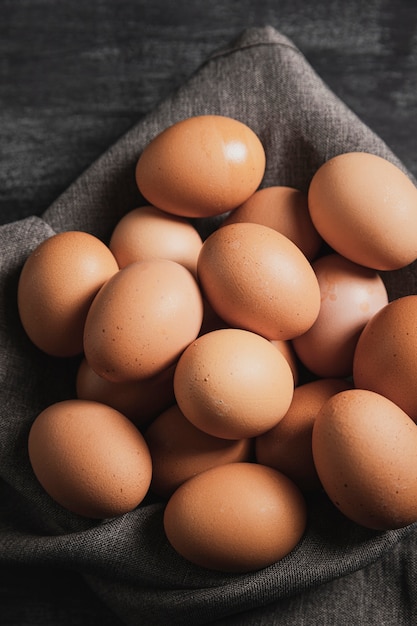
(1, 1, 417, 624)
(1, 0, 417, 227)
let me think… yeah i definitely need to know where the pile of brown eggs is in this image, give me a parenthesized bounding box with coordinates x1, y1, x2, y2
(17, 115, 417, 573)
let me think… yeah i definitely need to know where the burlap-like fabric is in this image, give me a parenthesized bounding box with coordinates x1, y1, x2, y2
(1, 26, 416, 625)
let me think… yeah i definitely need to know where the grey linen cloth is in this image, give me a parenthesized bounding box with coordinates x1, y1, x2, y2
(1, 26, 416, 625)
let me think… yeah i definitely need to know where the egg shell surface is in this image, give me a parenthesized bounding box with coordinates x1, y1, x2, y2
(223, 185, 322, 261)
(28, 399, 152, 519)
(109, 205, 203, 277)
(256, 377, 352, 492)
(163, 462, 307, 573)
(145, 403, 252, 498)
(308, 152, 417, 271)
(83, 259, 204, 382)
(17, 230, 119, 357)
(353, 294, 417, 421)
(292, 253, 389, 378)
(197, 222, 321, 341)
(135, 115, 266, 218)
(173, 327, 294, 440)
(312, 388, 417, 530)
(76, 358, 176, 428)
(270, 339, 299, 386)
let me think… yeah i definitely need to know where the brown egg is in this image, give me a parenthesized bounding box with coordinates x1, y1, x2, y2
(353, 294, 417, 421)
(83, 259, 204, 382)
(292, 253, 389, 378)
(173, 328, 294, 440)
(198, 298, 229, 336)
(270, 339, 299, 386)
(308, 152, 417, 270)
(197, 222, 321, 341)
(76, 358, 176, 428)
(144, 403, 252, 499)
(109, 205, 203, 277)
(223, 185, 322, 261)
(312, 388, 417, 530)
(28, 399, 152, 518)
(163, 462, 307, 572)
(17, 231, 119, 357)
(135, 115, 266, 218)
(255, 378, 352, 492)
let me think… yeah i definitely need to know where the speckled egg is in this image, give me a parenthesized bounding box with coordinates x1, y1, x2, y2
(83, 259, 204, 382)
(28, 399, 152, 519)
(173, 328, 294, 440)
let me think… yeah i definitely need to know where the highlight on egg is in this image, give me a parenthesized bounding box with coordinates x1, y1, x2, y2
(135, 115, 266, 218)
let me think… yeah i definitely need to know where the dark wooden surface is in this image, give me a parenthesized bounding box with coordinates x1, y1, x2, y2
(1, 0, 417, 226)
